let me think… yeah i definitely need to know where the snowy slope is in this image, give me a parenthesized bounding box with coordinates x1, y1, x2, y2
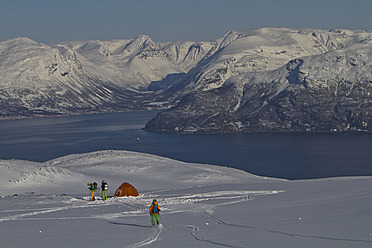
(0, 150, 372, 247)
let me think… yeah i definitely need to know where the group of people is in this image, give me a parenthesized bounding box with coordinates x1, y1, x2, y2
(87, 181, 161, 226)
(87, 180, 108, 201)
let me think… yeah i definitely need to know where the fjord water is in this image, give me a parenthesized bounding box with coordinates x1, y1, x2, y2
(0, 110, 371, 180)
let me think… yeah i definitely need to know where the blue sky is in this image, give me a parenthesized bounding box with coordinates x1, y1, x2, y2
(1, 0, 371, 43)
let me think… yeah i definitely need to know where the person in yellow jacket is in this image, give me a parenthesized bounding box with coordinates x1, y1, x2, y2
(87, 182, 97, 201)
(149, 199, 161, 225)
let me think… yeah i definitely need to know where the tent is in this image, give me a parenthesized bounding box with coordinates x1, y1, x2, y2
(114, 182, 139, 197)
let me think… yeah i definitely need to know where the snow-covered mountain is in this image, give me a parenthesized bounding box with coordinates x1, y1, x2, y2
(163, 28, 371, 93)
(145, 29, 372, 133)
(1, 150, 372, 247)
(0, 36, 214, 118)
(1, 28, 371, 133)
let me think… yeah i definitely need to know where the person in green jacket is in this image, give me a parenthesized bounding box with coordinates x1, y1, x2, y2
(149, 199, 161, 225)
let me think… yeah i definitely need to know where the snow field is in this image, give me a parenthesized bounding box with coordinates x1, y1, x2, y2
(0, 150, 371, 247)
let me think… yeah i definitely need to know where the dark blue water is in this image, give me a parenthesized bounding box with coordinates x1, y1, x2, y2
(0, 111, 371, 180)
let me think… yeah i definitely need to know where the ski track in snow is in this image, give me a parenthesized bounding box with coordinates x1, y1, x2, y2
(205, 212, 372, 244)
(0, 202, 101, 222)
(128, 225, 163, 248)
(188, 225, 244, 248)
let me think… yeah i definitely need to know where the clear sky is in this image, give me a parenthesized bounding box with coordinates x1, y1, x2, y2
(1, 0, 371, 44)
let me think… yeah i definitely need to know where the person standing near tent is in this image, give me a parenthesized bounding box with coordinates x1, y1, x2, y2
(149, 199, 161, 225)
(101, 180, 108, 200)
(87, 182, 97, 201)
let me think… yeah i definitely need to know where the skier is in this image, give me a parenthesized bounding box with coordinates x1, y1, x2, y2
(87, 182, 97, 201)
(101, 180, 108, 200)
(149, 199, 161, 225)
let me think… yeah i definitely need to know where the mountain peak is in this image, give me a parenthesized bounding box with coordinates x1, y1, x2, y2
(133, 34, 153, 44)
(1, 37, 40, 46)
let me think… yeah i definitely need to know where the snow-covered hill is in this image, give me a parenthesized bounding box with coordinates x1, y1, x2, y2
(1, 150, 371, 247)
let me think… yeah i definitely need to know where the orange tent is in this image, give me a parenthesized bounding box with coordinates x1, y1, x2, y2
(114, 182, 139, 197)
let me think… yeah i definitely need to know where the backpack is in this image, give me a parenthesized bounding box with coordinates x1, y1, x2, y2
(152, 203, 159, 214)
(102, 181, 108, 191)
(93, 182, 97, 190)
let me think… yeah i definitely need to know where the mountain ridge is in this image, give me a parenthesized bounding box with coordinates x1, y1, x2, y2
(145, 41, 372, 133)
(0, 34, 215, 118)
(1, 28, 371, 132)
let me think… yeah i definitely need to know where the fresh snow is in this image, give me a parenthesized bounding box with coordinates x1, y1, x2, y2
(0, 150, 371, 247)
